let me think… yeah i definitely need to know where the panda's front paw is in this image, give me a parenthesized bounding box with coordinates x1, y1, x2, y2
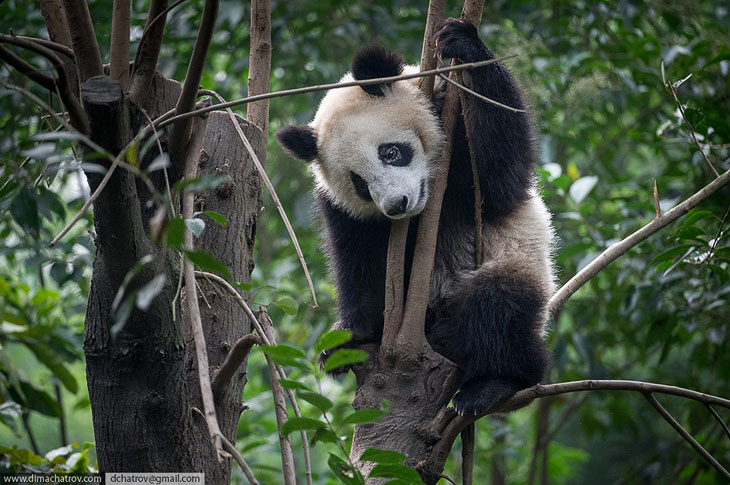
(434, 19, 486, 64)
(452, 377, 523, 416)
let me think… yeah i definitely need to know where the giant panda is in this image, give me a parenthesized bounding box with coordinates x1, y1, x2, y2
(276, 19, 555, 415)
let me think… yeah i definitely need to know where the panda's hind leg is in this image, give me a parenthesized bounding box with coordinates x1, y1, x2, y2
(452, 377, 526, 416)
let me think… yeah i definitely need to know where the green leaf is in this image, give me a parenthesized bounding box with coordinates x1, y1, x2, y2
(681, 209, 714, 227)
(359, 448, 406, 464)
(135, 273, 167, 311)
(328, 453, 365, 485)
(310, 428, 338, 446)
(274, 296, 298, 315)
(185, 218, 206, 237)
(184, 249, 232, 281)
(147, 153, 171, 172)
(369, 463, 423, 483)
(278, 379, 312, 391)
(201, 210, 228, 227)
(261, 344, 306, 360)
(568, 176, 598, 203)
(10, 187, 41, 238)
(166, 217, 185, 248)
(281, 417, 326, 435)
(175, 174, 229, 193)
(683, 107, 704, 128)
(343, 408, 387, 425)
(27, 343, 78, 394)
(324, 348, 370, 371)
(651, 244, 695, 265)
(9, 381, 60, 417)
(315, 329, 353, 353)
(707, 263, 729, 283)
(297, 391, 333, 411)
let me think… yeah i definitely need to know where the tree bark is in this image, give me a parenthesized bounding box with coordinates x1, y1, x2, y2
(82, 73, 263, 483)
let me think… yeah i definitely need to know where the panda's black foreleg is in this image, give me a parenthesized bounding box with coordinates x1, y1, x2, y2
(427, 268, 549, 415)
(435, 19, 536, 220)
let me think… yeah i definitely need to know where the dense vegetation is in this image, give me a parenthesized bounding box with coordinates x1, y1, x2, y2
(1, 0, 729, 483)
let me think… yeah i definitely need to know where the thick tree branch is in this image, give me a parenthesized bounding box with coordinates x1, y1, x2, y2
(416, 0, 446, 97)
(548, 168, 730, 315)
(110, 0, 131, 89)
(39, 0, 73, 49)
(246, 0, 271, 135)
(129, 0, 169, 105)
(396, 2, 485, 353)
(169, 0, 219, 174)
(61, 0, 103, 84)
(211, 334, 262, 402)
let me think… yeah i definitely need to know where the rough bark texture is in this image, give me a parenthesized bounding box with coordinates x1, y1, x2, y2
(82, 73, 262, 483)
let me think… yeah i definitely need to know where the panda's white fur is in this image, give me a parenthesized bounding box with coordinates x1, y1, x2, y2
(310, 66, 443, 220)
(276, 20, 556, 415)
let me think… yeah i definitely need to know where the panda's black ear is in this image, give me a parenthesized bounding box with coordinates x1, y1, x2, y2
(275, 125, 318, 162)
(352, 46, 404, 97)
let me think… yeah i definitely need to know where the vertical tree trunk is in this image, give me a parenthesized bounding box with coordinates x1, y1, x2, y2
(82, 73, 263, 483)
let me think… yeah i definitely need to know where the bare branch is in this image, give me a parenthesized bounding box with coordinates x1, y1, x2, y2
(0, 34, 89, 133)
(219, 434, 259, 485)
(461, 423, 475, 485)
(705, 404, 730, 442)
(0, 45, 55, 90)
(438, 73, 526, 112)
(61, 0, 104, 84)
(155, 57, 514, 131)
(259, 312, 297, 485)
(39, 0, 72, 49)
(202, 89, 318, 306)
(13, 36, 74, 58)
(211, 334, 263, 401)
(246, 0, 271, 134)
(548, 168, 730, 315)
(129, 0, 169, 105)
(181, 115, 227, 460)
(379, 219, 409, 354)
(644, 393, 730, 481)
(110, 0, 131, 89)
(416, 0, 446, 97)
(168, 0, 219, 173)
(667, 81, 719, 178)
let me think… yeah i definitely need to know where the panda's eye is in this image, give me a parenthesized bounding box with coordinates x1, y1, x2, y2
(378, 143, 412, 167)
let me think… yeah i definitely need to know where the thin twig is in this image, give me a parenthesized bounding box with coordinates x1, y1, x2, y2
(548, 168, 730, 315)
(194, 271, 313, 482)
(182, 115, 226, 460)
(259, 312, 297, 485)
(219, 434, 259, 485)
(438, 73, 526, 113)
(0, 45, 55, 90)
(0, 33, 89, 134)
(14, 36, 74, 58)
(155, 57, 516, 131)
(704, 202, 730, 263)
(205, 89, 318, 306)
(211, 334, 262, 401)
(666, 81, 719, 178)
(52, 379, 68, 445)
(705, 404, 730, 442)
(644, 393, 730, 480)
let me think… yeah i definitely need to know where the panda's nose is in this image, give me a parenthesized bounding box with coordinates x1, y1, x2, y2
(386, 196, 409, 216)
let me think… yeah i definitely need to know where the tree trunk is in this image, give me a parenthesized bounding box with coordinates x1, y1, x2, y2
(82, 73, 262, 483)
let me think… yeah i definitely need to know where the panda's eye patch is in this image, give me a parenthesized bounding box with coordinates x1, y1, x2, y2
(378, 143, 413, 167)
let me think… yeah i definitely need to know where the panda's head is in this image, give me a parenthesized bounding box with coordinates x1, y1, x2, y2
(276, 46, 443, 220)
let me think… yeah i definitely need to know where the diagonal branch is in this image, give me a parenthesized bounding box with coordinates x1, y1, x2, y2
(0, 34, 89, 133)
(129, 0, 170, 105)
(61, 0, 103, 84)
(0, 45, 55, 90)
(548, 168, 730, 315)
(168, 0, 219, 174)
(211, 334, 262, 401)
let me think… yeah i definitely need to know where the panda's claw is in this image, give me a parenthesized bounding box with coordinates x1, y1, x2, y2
(434, 18, 485, 64)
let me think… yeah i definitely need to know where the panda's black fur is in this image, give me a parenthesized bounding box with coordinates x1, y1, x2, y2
(276, 19, 555, 415)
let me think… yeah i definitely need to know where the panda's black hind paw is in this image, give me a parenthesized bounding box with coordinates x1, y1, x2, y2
(452, 377, 525, 416)
(434, 18, 485, 63)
